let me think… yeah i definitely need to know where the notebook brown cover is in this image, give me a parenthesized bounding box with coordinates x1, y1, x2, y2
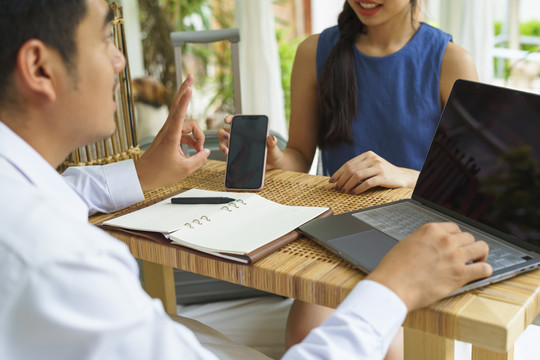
(96, 189, 333, 264)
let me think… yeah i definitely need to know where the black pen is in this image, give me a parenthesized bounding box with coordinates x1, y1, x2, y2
(171, 197, 236, 204)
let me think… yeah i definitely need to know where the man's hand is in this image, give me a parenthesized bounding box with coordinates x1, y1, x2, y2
(135, 75, 210, 191)
(366, 222, 492, 311)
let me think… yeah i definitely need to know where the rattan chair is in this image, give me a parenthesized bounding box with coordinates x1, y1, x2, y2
(58, 2, 140, 172)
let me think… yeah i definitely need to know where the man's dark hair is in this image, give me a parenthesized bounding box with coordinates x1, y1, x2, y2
(0, 0, 88, 105)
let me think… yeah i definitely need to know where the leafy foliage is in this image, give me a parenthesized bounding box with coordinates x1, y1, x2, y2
(138, 0, 301, 123)
(493, 20, 540, 80)
(276, 28, 301, 126)
(139, 0, 209, 101)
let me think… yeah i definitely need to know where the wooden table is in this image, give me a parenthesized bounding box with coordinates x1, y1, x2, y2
(90, 160, 540, 360)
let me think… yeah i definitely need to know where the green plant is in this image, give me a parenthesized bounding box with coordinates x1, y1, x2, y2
(493, 20, 540, 80)
(139, 0, 210, 103)
(520, 20, 540, 52)
(494, 21, 510, 79)
(201, 1, 235, 115)
(138, 0, 302, 123)
(276, 28, 302, 127)
(138, 0, 237, 113)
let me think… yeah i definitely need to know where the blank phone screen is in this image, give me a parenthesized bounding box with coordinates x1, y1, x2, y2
(225, 115, 268, 189)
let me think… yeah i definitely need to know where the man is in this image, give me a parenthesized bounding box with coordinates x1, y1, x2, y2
(0, 0, 492, 359)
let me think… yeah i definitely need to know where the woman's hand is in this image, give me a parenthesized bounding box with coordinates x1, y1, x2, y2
(330, 151, 419, 194)
(216, 115, 234, 156)
(217, 115, 285, 170)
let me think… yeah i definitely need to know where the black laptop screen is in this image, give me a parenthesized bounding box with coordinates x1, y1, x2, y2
(414, 80, 540, 250)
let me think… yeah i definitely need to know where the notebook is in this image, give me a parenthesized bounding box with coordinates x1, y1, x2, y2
(299, 79, 540, 295)
(102, 188, 331, 264)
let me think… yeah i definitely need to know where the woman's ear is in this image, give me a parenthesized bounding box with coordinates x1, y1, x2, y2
(15, 39, 59, 102)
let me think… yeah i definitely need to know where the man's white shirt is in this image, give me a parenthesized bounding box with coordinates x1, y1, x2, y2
(0, 121, 407, 359)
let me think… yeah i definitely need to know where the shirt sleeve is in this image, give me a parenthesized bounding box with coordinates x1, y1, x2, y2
(62, 160, 145, 215)
(2, 218, 219, 360)
(282, 280, 408, 360)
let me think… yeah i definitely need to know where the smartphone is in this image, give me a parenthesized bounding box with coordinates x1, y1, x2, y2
(225, 115, 269, 191)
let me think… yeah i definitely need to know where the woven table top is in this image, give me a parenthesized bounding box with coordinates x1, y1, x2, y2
(90, 160, 540, 352)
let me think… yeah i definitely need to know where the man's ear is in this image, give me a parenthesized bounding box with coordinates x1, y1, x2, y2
(15, 39, 59, 102)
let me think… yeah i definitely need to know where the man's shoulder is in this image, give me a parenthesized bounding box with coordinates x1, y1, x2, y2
(0, 167, 128, 268)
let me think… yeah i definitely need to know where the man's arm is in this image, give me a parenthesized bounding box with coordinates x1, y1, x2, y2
(283, 222, 492, 359)
(283, 280, 407, 359)
(62, 160, 144, 215)
(62, 75, 210, 215)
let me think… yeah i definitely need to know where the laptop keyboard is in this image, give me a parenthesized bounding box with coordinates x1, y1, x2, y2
(353, 202, 528, 271)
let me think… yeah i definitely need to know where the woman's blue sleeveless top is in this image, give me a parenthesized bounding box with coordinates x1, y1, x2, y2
(316, 23, 451, 175)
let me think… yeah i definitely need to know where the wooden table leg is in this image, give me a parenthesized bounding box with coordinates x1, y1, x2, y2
(141, 260, 177, 314)
(472, 346, 514, 360)
(404, 328, 454, 360)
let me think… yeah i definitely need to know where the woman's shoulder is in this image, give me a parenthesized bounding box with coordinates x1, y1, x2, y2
(419, 22, 451, 39)
(319, 25, 340, 37)
(404, 22, 452, 58)
(296, 33, 320, 61)
(439, 42, 478, 105)
(440, 42, 477, 82)
(317, 25, 341, 47)
(312, 25, 344, 71)
(443, 41, 474, 63)
(412, 22, 452, 50)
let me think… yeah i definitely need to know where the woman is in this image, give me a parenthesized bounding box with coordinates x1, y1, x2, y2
(219, 0, 478, 357)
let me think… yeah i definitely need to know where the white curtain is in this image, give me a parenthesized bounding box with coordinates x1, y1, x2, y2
(440, 0, 494, 83)
(234, 0, 288, 139)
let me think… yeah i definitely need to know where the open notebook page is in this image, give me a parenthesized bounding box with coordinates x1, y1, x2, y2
(168, 194, 328, 254)
(102, 189, 254, 234)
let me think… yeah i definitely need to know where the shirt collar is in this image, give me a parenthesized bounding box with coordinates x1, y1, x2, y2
(0, 121, 89, 220)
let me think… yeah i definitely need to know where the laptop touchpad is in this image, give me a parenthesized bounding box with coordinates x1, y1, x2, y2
(328, 230, 398, 273)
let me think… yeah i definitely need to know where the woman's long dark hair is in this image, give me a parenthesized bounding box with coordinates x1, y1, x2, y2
(317, 0, 418, 149)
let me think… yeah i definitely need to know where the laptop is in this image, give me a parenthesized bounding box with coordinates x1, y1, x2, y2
(299, 79, 540, 295)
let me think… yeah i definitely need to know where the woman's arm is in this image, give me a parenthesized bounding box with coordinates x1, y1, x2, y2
(218, 34, 322, 173)
(332, 41, 480, 194)
(439, 42, 479, 107)
(275, 34, 321, 173)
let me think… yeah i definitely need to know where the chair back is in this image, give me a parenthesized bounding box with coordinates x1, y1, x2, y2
(171, 28, 242, 114)
(59, 2, 139, 172)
